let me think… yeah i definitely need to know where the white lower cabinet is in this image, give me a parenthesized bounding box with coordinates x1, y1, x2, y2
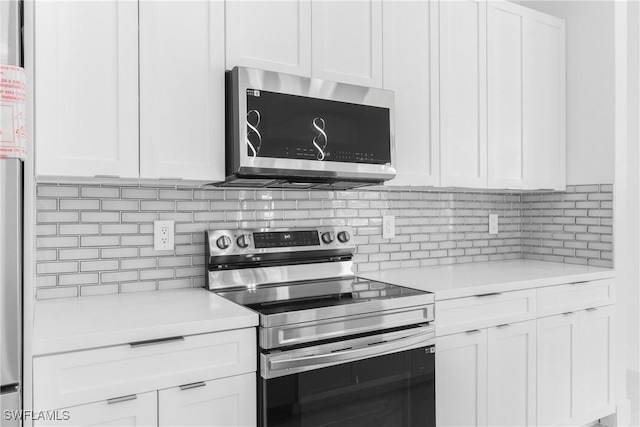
(437, 320, 536, 427)
(33, 328, 257, 427)
(581, 306, 616, 422)
(436, 329, 488, 427)
(158, 373, 256, 427)
(34, 392, 157, 427)
(537, 305, 615, 426)
(537, 311, 581, 427)
(487, 321, 536, 427)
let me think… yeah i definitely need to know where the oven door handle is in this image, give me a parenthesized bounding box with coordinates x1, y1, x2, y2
(268, 329, 433, 373)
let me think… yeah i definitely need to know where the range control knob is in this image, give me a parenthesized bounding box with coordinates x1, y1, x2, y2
(216, 235, 232, 250)
(337, 231, 351, 243)
(237, 234, 251, 248)
(321, 232, 335, 244)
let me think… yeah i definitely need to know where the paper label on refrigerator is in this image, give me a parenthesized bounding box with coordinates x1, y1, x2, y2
(0, 64, 27, 160)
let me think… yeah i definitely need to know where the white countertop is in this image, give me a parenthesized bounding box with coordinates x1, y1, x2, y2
(359, 259, 615, 300)
(33, 288, 258, 356)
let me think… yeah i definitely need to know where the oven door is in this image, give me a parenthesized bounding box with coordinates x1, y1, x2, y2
(260, 326, 435, 427)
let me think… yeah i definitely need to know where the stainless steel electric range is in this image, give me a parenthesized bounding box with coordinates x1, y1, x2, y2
(206, 226, 435, 427)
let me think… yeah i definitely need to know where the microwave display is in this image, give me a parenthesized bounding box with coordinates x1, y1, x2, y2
(245, 89, 391, 164)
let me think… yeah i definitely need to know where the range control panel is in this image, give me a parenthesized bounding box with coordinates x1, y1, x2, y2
(207, 226, 354, 256)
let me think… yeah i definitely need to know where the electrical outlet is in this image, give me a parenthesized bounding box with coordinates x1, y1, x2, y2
(154, 220, 174, 251)
(383, 215, 395, 239)
(489, 214, 499, 235)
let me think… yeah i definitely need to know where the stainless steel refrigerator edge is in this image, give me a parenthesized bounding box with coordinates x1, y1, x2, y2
(1, 0, 23, 425)
(0, 160, 22, 426)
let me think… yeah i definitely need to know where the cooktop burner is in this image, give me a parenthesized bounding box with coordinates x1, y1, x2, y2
(217, 277, 426, 316)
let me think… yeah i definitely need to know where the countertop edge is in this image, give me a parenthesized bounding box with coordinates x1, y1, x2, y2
(32, 289, 259, 356)
(429, 270, 616, 300)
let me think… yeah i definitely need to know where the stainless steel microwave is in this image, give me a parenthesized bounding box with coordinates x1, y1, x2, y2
(219, 66, 396, 189)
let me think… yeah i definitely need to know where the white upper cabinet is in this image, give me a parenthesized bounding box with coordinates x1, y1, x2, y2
(225, 0, 312, 76)
(487, 1, 526, 189)
(312, 0, 383, 88)
(435, 0, 488, 188)
(524, 10, 566, 191)
(35, 0, 139, 178)
(382, 0, 439, 186)
(139, 0, 225, 182)
(434, 0, 565, 190)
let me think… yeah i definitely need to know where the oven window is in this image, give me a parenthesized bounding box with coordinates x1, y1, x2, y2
(245, 90, 391, 164)
(260, 347, 435, 427)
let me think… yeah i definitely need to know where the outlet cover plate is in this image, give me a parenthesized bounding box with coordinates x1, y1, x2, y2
(489, 214, 499, 235)
(154, 220, 175, 251)
(383, 215, 395, 239)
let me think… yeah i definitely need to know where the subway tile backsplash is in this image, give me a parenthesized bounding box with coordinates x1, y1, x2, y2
(34, 183, 613, 300)
(521, 184, 614, 267)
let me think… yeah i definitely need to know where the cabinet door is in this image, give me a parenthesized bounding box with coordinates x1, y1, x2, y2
(159, 373, 256, 427)
(225, 0, 312, 76)
(537, 312, 580, 427)
(139, 0, 225, 181)
(524, 11, 566, 190)
(487, 2, 527, 189)
(382, 0, 439, 186)
(34, 392, 157, 427)
(436, 330, 488, 427)
(580, 306, 616, 423)
(435, 0, 487, 188)
(312, 0, 383, 88)
(34, 0, 139, 178)
(487, 320, 536, 427)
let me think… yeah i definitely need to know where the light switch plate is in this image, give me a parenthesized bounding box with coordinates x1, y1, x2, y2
(154, 220, 174, 251)
(383, 215, 395, 239)
(489, 214, 499, 235)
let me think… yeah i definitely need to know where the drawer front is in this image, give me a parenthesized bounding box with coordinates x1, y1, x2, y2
(158, 373, 256, 427)
(436, 290, 537, 336)
(537, 278, 615, 317)
(34, 328, 256, 410)
(34, 391, 157, 427)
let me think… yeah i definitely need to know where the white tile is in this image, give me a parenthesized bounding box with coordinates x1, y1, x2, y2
(59, 248, 100, 260)
(120, 281, 157, 293)
(36, 286, 78, 300)
(81, 186, 120, 198)
(121, 258, 156, 270)
(80, 260, 119, 272)
(121, 188, 158, 199)
(101, 271, 138, 283)
(59, 199, 100, 210)
(59, 224, 100, 235)
(80, 235, 119, 247)
(58, 273, 99, 286)
(80, 212, 120, 223)
(37, 185, 79, 198)
(80, 284, 119, 297)
(36, 236, 79, 249)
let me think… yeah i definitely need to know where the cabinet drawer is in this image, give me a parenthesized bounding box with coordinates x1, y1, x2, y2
(537, 278, 615, 317)
(34, 391, 157, 427)
(34, 328, 256, 410)
(159, 373, 256, 427)
(436, 289, 536, 336)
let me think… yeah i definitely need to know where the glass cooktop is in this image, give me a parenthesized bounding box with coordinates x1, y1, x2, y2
(216, 277, 428, 316)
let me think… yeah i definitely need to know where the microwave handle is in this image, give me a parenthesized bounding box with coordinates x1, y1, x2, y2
(268, 329, 433, 373)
